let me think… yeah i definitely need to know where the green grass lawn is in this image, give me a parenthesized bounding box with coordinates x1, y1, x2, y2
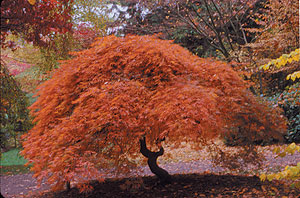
(0, 148, 27, 166)
(0, 148, 31, 175)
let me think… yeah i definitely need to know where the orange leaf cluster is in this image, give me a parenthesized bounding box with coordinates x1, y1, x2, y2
(246, 0, 299, 62)
(22, 35, 286, 190)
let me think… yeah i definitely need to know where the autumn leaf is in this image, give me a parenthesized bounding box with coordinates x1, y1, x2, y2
(28, 0, 36, 5)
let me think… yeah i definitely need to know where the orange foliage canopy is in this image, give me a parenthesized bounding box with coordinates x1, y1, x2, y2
(22, 35, 286, 190)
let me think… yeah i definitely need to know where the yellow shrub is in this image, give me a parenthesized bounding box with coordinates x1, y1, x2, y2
(260, 143, 300, 189)
(260, 48, 300, 81)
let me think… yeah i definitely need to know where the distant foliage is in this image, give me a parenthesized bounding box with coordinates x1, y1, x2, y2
(266, 83, 300, 143)
(240, 0, 299, 95)
(0, 61, 32, 149)
(72, 0, 108, 36)
(260, 48, 300, 81)
(22, 35, 286, 191)
(111, 0, 260, 60)
(1, 0, 73, 48)
(73, 23, 104, 50)
(1, 55, 32, 76)
(246, 0, 299, 61)
(1, 35, 56, 92)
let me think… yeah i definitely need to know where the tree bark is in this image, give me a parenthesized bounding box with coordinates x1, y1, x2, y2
(139, 136, 171, 184)
(66, 181, 71, 191)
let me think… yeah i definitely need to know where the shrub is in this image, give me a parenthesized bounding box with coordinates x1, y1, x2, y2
(280, 83, 300, 143)
(265, 83, 300, 143)
(260, 143, 300, 189)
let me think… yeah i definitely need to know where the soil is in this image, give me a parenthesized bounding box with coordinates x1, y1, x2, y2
(1, 173, 49, 198)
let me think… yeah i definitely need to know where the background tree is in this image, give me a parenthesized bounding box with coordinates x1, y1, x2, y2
(1, 0, 73, 48)
(241, 0, 299, 94)
(0, 60, 32, 151)
(72, 0, 108, 35)
(22, 35, 286, 191)
(239, 0, 299, 143)
(109, 0, 261, 60)
(71, 0, 110, 51)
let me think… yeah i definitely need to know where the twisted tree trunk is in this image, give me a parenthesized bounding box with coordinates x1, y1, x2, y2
(139, 136, 171, 184)
(66, 181, 71, 191)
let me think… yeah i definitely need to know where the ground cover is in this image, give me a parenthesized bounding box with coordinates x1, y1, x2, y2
(1, 144, 300, 197)
(0, 148, 30, 177)
(28, 174, 300, 198)
(0, 149, 27, 166)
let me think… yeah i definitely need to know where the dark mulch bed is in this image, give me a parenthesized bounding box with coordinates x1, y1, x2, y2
(29, 174, 300, 198)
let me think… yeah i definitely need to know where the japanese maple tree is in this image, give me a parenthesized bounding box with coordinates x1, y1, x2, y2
(22, 35, 286, 191)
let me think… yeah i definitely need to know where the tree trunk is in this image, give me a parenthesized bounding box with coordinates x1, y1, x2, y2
(66, 181, 71, 191)
(139, 136, 171, 184)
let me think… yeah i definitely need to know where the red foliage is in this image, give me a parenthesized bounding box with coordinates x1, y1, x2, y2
(1, 55, 33, 76)
(22, 35, 286, 190)
(1, 0, 73, 48)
